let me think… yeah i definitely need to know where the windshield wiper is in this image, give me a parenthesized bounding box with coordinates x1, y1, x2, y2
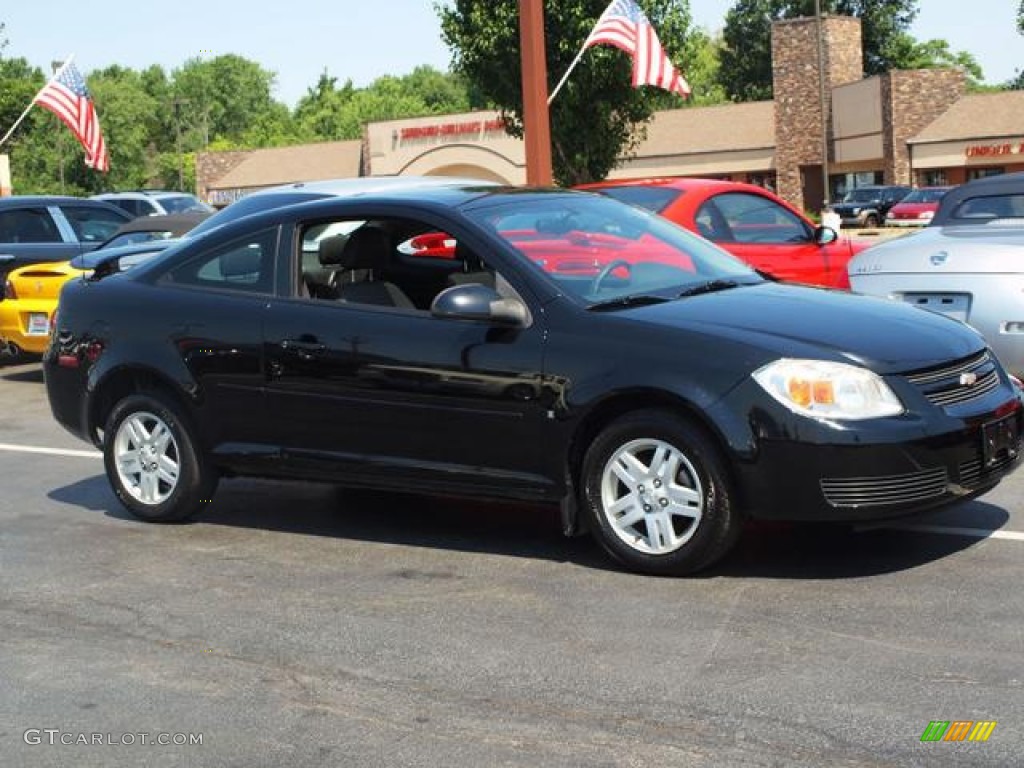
(677, 278, 743, 298)
(588, 294, 671, 312)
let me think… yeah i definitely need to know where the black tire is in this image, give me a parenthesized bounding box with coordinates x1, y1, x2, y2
(863, 213, 880, 228)
(103, 392, 217, 522)
(580, 409, 741, 576)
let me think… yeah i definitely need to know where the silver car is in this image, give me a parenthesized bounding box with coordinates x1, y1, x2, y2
(848, 222, 1024, 378)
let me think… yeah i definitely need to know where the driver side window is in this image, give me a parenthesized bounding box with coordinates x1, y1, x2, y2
(708, 192, 810, 244)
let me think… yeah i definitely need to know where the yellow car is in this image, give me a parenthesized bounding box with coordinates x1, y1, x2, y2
(0, 241, 177, 357)
(0, 260, 87, 355)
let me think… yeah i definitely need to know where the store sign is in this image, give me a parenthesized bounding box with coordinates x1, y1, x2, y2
(399, 119, 505, 142)
(964, 141, 1024, 158)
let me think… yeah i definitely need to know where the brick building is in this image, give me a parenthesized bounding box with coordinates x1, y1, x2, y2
(198, 14, 1024, 213)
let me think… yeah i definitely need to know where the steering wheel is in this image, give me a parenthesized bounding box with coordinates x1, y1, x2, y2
(590, 259, 633, 294)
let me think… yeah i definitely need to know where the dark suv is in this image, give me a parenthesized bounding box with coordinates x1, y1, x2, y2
(830, 185, 912, 228)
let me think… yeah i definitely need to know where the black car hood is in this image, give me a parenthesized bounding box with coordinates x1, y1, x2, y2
(622, 283, 985, 375)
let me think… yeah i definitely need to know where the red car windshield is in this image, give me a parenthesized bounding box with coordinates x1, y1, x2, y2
(466, 194, 760, 305)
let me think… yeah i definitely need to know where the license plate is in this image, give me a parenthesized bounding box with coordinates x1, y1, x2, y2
(903, 293, 970, 323)
(982, 413, 1020, 466)
(26, 312, 50, 336)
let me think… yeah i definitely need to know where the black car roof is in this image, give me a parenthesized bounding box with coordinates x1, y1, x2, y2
(109, 211, 211, 235)
(930, 172, 1024, 226)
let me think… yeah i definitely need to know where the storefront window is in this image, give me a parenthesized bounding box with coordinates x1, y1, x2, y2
(967, 168, 1005, 181)
(922, 170, 947, 186)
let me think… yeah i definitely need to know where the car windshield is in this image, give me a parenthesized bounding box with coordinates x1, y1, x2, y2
(901, 188, 948, 204)
(842, 188, 881, 203)
(158, 195, 214, 214)
(465, 194, 761, 306)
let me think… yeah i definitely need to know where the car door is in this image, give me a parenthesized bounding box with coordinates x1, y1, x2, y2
(262, 211, 554, 498)
(694, 191, 837, 286)
(0, 205, 82, 282)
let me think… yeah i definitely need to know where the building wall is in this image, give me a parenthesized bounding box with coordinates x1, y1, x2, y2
(832, 77, 883, 166)
(772, 15, 863, 210)
(882, 69, 966, 185)
(196, 150, 250, 204)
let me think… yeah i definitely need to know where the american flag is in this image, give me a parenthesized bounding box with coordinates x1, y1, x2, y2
(584, 0, 691, 97)
(33, 60, 110, 172)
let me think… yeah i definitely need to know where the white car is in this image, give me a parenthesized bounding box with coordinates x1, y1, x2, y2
(91, 190, 214, 217)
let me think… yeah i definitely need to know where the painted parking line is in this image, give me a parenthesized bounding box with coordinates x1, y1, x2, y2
(883, 523, 1024, 542)
(0, 441, 101, 459)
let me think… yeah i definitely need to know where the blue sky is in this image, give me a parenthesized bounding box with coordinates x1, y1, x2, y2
(3, 1, 1020, 108)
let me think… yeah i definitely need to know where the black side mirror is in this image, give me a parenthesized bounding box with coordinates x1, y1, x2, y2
(430, 283, 528, 326)
(814, 225, 838, 245)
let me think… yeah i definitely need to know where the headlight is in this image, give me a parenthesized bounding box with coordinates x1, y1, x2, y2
(851, 207, 861, 215)
(752, 359, 904, 420)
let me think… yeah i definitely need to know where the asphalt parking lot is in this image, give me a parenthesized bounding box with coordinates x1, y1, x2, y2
(1, 356, 1021, 767)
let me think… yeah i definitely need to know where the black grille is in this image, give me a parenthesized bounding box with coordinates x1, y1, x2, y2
(820, 468, 949, 508)
(903, 350, 999, 408)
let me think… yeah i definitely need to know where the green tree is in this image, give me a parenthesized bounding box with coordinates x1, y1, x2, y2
(437, 0, 697, 185)
(171, 54, 279, 145)
(720, 0, 938, 102)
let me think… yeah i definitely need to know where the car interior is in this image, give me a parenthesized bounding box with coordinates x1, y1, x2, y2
(298, 217, 502, 312)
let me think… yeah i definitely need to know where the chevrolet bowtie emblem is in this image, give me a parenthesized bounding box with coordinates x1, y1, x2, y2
(35, 281, 43, 293)
(960, 372, 978, 386)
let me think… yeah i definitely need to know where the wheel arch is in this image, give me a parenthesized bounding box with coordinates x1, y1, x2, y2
(563, 389, 743, 534)
(87, 366, 196, 446)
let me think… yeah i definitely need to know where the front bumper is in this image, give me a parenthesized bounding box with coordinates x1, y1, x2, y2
(721, 378, 1023, 522)
(885, 218, 928, 228)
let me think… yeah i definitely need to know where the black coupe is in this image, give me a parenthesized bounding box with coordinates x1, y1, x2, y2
(44, 179, 1023, 575)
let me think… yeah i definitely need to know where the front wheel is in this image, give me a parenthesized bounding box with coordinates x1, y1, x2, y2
(863, 213, 880, 228)
(581, 410, 741, 576)
(103, 392, 217, 522)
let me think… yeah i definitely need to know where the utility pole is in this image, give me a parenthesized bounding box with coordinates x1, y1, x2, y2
(172, 97, 190, 192)
(519, 0, 553, 185)
(815, 0, 830, 208)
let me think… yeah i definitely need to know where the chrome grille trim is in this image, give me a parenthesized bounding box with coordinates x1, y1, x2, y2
(820, 468, 949, 508)
(904, 350, 990, 386)
(902, 350, 999, 408)
(959, 453, 1020, 488)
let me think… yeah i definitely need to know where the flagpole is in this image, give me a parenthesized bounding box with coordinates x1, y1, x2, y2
(0, 53, 75, 149)
(547, 42, 590, 106)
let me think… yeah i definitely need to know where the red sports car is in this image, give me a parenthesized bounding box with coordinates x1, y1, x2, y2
(576, 177, 869, 289)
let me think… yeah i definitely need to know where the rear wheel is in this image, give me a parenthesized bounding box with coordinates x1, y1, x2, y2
(103, 392, 217, 522)
(581, 410, 741, 576)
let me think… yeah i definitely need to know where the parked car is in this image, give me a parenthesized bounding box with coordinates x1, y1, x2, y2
(885, 186, 953, 227)
(91, 190, 214, 217)
(44, 178, 1022, 576)
(830, 185, 912, 228)
(0, 196, 132, 286)
(929, 172, 1024, 227)
(848, 221, 1024, 379)
(575, 177, 866, 289)
(0, 240, 178, 357)
(98, 211, 212, 250)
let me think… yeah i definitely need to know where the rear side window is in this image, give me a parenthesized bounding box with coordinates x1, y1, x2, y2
(592, 186, 682, 214)
(63, 205, 131, 243)
(0, 208, 62, 243)
(163, 227, 277, 293)
(950, 194, 1024, 221)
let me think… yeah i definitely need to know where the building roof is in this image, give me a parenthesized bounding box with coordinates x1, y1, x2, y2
(636, 101, 776, 158)
(909, 91, 1024, 144)
(209, 140, 363, 190)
